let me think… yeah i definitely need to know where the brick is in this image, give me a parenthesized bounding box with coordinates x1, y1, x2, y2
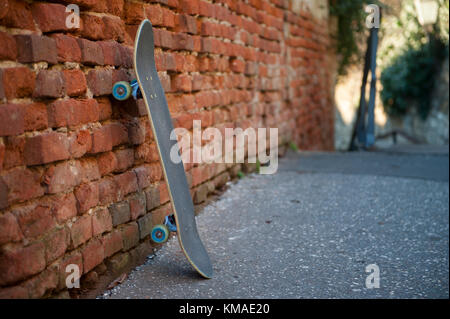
(1, 137, 27, 170)
(175, 14, 197, 34)
(114, 148, 135, 172)
(32, 2, 68, 32)
(133, 165, 152, 190)
(0, 286, 29, 299)
(15, 34, 57, 64)
(74, 182, 99, 213)
(137, 214, 153, 239)
(102, 230, 123, 258)
(179, 0, 199, 15)
(86, 69, 112, 96)
(68, 129, 92, 158)
(70, 215, 92, 248)
(1, 167, 44, 204)
(24, 132, 70, 166)
(52, 34, 82, 63)
(0, 0, 35, 30)
(97, 97, 113, 120)
(81, 238, 104, 273)
(44, 227, 69, 263)
(33, 70, 65, 98)
(124, 1, 145, 24)
(129, 192, 146, 220)
(47, 99, 100, 128)
(125, 118, 146, 145)
(103, 16, 127, 42)
(21, 266, 58, 299)
(63, 69, 87, 97)
(97, 151, 117, 176)
(114, 171, 139, 198)
(23, 103, 48, 131)
(109, 201, 130, 226)
(172, 74, 192, 92)
(0, 212, 23, 246)
(144, 185, 160, 211)
(1, 67, 35, 99)
(43, 161, 82, 194)
(0, 31, 17, 60)
(77, 38, 104, 65)
(13, 204, 55, 240)
(99, 41, 122, 66)
(0, 242, 46, 286)
(0, 141, 4, 172)
(90, 122, 128, 153)
(92, 208, 112, 236)
(0, 104, 24, 137)
(81, 14, 105, 40)
(120, 222, 139, 251)
(50, 193, 78, 224)
(98, 177, 118, 205)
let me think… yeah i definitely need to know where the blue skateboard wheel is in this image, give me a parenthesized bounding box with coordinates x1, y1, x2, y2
(151, 224, 169, 243)
(112, 81, 132, 100)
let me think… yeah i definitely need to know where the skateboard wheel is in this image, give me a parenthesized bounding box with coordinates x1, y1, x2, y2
(112, 81, 132, 101)
(151, 224, 169, 244)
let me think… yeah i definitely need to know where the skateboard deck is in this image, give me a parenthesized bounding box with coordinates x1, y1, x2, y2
(134, 19, 213, 278)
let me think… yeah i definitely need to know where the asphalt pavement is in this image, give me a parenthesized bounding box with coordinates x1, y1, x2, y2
(101, 145, 449, 299)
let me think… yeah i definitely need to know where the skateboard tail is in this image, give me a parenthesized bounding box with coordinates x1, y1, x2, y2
(133, 19, 213, 279)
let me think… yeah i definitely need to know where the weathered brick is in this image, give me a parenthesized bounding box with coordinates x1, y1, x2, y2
(102, 16, 127, 42)
(52, 34, 82, 63)
(77, 38, 104, 65)
(70, 215, 92, 248)
(0, 0, 35, 30)
(0, 212, 23, 245)
(44, 227, 69, 263)
(24, 132, 70, 166)
(63, 69, 87, 97)
(120, 222, 139, 251)
(34, 70, 65, 98)
(1, 67, 35, 99)
(114, 171, 139, 198)
(145, 186, 160, 211)
(0, 242, 46, 286)
(98, 41, 122, 66)
(15, 34, 57, 64)
(90, 122, 128, 154)
(68, 129, 92, 158)
(23, 103, 48, 131)
(13, 203, 56, 239)
(0, 104, 24, 137)
(101, 229, 123, 258)
(81, 13, 105, 40)
(137, 213, 153, 239)
(109, 201, 130, 226)
(129, 192, 146, 220)
(74, 182, 99, 213)
(32, 2, 68, 32)
(92, 207, 112, 236)
(47, 99, 99, 128)
(114, 148, 135, 172)
(21, 266, 58, 299)
(86, 69, 112, 96)
(50, 193, 78, 224)
(81, 238, 104, 273)
(43, 161, 81, 194)
(0, 31, 17, 60)
(1, 167, 44, 204)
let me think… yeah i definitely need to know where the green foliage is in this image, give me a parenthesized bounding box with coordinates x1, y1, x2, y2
(379, 0, 449, 120)
(237, 171, 245, 179)
(330, 0, 379, 75)
(380, 40, 448, 119)
(289, 141, 299, 152)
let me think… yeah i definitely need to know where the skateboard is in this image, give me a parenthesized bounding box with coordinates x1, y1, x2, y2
(112, 19, 213, 279)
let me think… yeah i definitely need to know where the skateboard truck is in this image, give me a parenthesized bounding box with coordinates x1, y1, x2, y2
(151, 215, 176, 244)
(112, 79, 141, 101)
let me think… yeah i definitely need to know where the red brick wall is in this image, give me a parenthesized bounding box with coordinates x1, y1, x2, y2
(0, 0, 334, 298)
